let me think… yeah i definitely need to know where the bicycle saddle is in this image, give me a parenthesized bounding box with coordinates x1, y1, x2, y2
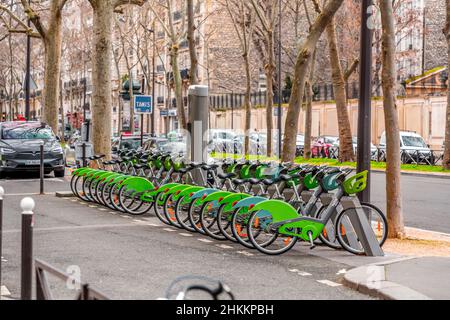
(248, 178, 261, 185)
(218, 172, 236, 180)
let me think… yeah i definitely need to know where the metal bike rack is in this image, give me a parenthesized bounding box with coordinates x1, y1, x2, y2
(340, 197, 384, 256)
(35, 259, 110, 300)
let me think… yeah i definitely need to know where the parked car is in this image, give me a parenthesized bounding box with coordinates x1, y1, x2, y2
(112, 134, 152, 158)
(311, 136, 338, 158)
(332, 137, 378, 160)
(379, 131, 433, 164)
(208, 129, 242, 154)
(296, 134, 305, 156)
(0, 122, 65, 177)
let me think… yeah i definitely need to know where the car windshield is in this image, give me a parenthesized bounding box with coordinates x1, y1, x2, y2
(2, 124, 54, 140)
(324, 137, 337, 144)
(120, 139, 142, 150)
(402, 136, 427, 148)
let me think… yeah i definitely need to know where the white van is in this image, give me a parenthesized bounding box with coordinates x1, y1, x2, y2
(379, 131, 433, 164)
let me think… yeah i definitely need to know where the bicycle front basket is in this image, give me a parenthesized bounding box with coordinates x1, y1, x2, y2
(343, 170, 368, 195)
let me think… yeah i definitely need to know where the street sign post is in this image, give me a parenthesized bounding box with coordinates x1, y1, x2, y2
(134, 95, 153, 114)
(133, 95, 153, 146)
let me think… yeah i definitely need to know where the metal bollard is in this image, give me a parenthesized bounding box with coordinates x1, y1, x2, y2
(0, 187, 4, 292)
(20, 197, 35, 300)
(82, 142, 87, 168)
(40, 144, 44, 195)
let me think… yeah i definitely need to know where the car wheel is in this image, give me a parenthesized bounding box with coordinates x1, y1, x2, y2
(54, 169, 65, 178)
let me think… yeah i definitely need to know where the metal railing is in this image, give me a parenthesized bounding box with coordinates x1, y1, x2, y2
(35, 259, 110, 300)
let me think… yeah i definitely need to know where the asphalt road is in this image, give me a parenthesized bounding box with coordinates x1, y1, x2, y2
(0, 187, 371, 300)
(370, 172, 450, 234)
(0, 171, 448, 300)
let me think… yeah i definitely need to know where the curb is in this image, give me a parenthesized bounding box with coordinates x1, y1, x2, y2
(55, 191, 76, 198)
(372, 169, 450, 180)
(343, 261, 432, 300)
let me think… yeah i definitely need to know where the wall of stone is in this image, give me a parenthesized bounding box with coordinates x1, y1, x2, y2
(424, 0, 448, 70)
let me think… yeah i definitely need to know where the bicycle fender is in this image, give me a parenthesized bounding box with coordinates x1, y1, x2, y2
(190, 188, 220, 206)
(219, 193, 251, 212)
(233, 196, 267, 210)
(119, 177, 155, 193)
(160, 184, 192, 202)
(173, 186, 204, 203)
(201, 191, 232, 208)
(248, 200, 299, 223)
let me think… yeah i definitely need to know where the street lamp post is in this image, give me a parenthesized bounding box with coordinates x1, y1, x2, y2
(357, 0, 374, 203)
(152, 25, 156, 136)
(24, 0, 32, 121)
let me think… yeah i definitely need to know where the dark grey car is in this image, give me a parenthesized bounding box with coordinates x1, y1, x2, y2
(0, 122, 65, 177)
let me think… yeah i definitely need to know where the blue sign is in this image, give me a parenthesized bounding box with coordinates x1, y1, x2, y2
(134, 95, 153, 114)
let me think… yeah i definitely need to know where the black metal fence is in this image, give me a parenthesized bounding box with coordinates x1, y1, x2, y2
(209, 82, 378, 110)
(307, 146, 445, 166)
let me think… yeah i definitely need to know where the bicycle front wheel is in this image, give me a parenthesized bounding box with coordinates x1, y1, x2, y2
(247, 210, 298, 255)
(335, 203, 388, 255)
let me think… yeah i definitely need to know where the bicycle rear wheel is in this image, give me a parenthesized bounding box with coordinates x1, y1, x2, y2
(335, 203, 388, 255)
(315, 205, 341, 249)
(174, 196, 196, 232)
(217, 204, 237, 242)
(164, 194, 183, 228)
(200, 201, 227, 241)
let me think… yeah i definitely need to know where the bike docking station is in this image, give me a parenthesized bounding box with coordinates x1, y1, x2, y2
(188, 85, 209, 186)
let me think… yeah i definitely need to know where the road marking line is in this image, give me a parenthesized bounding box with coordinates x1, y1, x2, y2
(89, 205, 98, 208)
(1, 286, 11, 296)
(71, 199, 78, 202)
(216, 244, 233, 249)
(179, 233, 193, 237)
(3, 223, 141, 234)
(133, 219, 146, 223)
(289, 269, 300, 273)
(317, 280, 342, 287)
(99, 208, 108, 211)
(198, 239, 213, 243)
(164, 228, 177, 232)
(297, 272, 312, 277)
(147, 223, 162, 227)
(1, 256, 7, 262)
(121, 216, 132, 219)
(237, 251, 254, 257)
(336, 269, 347, 275)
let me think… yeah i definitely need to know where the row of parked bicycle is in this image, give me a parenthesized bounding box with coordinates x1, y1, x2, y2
(70, 149, 388, 256)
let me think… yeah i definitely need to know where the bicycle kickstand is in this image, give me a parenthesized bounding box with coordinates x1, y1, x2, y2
(307, 231, 316, 250)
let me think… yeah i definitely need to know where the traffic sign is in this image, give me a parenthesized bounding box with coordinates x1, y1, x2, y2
(134, 95, 153, 114)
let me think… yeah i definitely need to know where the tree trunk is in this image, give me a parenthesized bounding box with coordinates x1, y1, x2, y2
(443, 0, 450, 170)
(187, 0, 198, 85)
(380, 0, 405, 239)
(91, 2, 113, 157)
(304, 50, 316, 160)
(265, 30, 275, 157)
(244, 53, 252, 156)
(326, 19, 354, 162)
(282, 0, 344, 162)
(42, 32, 62, 133)
(171, 47, 187, 130)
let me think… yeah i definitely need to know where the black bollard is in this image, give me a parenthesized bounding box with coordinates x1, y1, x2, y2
(20, 197, 35, 300)
(40, 144, 44, 195)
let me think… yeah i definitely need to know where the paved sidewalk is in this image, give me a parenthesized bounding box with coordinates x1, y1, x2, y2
(344, 256, 450, 300)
